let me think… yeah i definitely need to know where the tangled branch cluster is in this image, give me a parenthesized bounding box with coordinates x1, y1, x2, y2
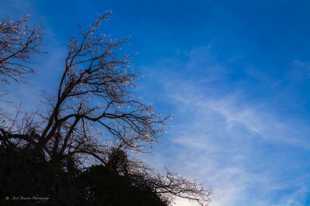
(0, 17, 41, 82)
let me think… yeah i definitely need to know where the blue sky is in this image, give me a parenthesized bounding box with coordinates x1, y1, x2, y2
(1, 0, 310, 205)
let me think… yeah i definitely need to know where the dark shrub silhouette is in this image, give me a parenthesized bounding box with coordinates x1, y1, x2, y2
(0, 145, 169, 206)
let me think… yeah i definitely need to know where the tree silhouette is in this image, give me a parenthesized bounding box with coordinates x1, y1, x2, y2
(0, 14, 210, 206)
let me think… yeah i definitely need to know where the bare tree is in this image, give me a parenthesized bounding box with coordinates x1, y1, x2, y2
(0, 14, 210, 206)
(0, 14, 162, 162)
(0, 17, 41, 83)
(29, 14, 164, 164)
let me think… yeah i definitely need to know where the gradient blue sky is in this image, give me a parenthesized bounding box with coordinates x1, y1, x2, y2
(1, 1, 310, 205)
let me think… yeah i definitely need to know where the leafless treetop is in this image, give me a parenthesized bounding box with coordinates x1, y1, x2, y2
(0, 17, 41, 83)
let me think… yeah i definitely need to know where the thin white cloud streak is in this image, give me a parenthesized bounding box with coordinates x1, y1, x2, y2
(167, 88, 309, 206)
(171, 89, 310, 150)
(139, 47, 310, 206)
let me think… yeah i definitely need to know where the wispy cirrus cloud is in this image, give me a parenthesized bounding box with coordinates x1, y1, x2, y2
(139, 47, 310, 206)
(167, 87, 310, 206)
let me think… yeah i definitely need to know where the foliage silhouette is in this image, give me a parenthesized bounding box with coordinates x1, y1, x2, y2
(0, 146, 170, 206)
